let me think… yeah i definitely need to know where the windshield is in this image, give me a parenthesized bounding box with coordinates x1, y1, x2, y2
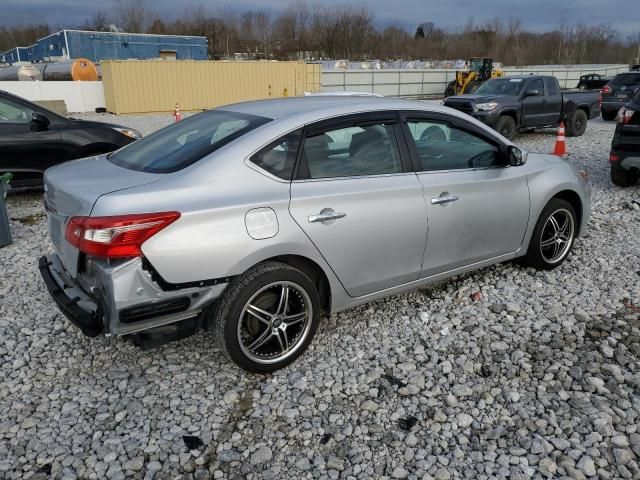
(610, 73, 640, 87)
(108, 110, 271, 173)
(474, 78, 524, 96)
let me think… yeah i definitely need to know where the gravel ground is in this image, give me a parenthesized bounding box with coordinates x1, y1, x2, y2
(1, 114, 640, 480)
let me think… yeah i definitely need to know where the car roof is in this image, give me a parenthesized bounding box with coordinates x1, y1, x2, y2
(218, 95, 454, 120)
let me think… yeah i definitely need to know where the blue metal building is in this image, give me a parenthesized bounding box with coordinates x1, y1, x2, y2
(0, 47, 32, 64)
(1, 30, 208, 64)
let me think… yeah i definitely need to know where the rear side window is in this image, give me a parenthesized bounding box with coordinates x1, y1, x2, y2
(250, 130, 301, 180)
(545, 78, 559, 96)
(610, 74, 640, 86)
(109, 110, 271, 173)
(300, 122, 402, 179)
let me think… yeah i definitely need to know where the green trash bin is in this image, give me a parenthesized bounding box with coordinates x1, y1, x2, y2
(0, 173, 12, 248)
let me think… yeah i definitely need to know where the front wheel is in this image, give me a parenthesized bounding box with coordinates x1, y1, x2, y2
(211, 262, 321, 372)
(495, 115, 517, 140)
(523, 199, 577, 270)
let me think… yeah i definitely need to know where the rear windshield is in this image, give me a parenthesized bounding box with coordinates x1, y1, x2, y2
(475, 78, 524, 96)
(108, 110, 271, 173)
(610, 73, 640, 87)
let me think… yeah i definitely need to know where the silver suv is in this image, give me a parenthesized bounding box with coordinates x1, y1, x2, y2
(40, 96, 590, 371)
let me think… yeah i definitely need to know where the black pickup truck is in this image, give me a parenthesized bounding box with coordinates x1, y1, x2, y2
(444, 75, 601, 140)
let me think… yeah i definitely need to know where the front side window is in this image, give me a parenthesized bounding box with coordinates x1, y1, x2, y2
(109, 110, 271, 173)
(301, 122, 402, 179)
(250, 130, 301, 180)
(407, 120, 501, 171)
(0, 97, 32, 123)
(525, 79, 544, 96)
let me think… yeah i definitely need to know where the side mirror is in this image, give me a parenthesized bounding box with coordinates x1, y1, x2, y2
(525, 89, 540, 98)
(508, 146, 527, 166)
(30, 112, 50, 130)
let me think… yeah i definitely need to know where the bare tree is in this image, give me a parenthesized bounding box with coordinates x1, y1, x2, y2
(113, 0, 149, 33)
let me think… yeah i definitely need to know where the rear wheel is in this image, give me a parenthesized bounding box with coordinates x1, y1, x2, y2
(524, 199, 577, 270)
(601, 110, 617, 121)
(565, 109, 588, 137)
(611, 166, 640, 187)
(495, 115, 517, 140)
(212, 261, 321, 372)
(465, 81, 481, 94)
(444, 81, 456, 97)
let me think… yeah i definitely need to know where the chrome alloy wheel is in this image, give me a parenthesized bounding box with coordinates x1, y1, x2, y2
(539, 208, 575, 264)
(237, 281, 312, 364)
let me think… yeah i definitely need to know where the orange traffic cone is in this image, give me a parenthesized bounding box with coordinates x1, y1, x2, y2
(173, 102, 181, 122)
(553, 122, 566, 156)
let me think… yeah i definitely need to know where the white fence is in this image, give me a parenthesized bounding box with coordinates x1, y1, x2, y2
(1, 81, 105, 112)
(0, 63, 631, 114)
(321, 64, 630, 97)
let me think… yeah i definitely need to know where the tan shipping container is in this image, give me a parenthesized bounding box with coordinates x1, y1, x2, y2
(102, 60, 321, 114)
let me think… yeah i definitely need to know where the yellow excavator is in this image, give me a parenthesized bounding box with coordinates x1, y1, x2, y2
(444, 57, 504, 96)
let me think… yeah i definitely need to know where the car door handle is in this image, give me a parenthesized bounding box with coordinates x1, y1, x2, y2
(308, 210, 346, 223)
(431, 194, 460, 205)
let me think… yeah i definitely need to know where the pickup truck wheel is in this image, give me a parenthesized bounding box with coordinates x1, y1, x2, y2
(601, 110, 617, 121)
(524, 199, 577, 270)
(495, 115, 517, 140)
(212, 261, 320, 372)
(565, 109, 588, 137)
(611, 166, 640, 187)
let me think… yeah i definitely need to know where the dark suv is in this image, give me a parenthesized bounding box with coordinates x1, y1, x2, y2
(609, 88, 640, 187)
(601, 72, 640, 121)
(0, 90, 140, 189)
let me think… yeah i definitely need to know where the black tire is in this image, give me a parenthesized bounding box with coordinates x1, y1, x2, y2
(524, 199, 577, 270)
(601, 110, 617, 121)
(565, 109, 588, 137)
(465, 80, 481, 94)
(578, 84, 587, 91)
(211, 261, 321, 372)
(495, 115, 517, 140)
(611, 166, 640, 187)
(444, 81, 456, 97)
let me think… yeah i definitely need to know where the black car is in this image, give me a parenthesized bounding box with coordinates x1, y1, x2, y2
(601, 72, 640, 121)
(609, 88, 640, 187)
(0, 90, 140, 189)
(444, 75, 600, 140)
(577, 74, 610, 91)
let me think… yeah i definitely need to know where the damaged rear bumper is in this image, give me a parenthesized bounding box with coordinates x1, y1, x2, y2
(38, 254, 228, 338)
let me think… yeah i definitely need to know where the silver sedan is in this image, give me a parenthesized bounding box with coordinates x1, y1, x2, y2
(39, 96, 591, 371)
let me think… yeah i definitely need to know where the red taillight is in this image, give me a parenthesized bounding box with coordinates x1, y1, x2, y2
(65, 212, 180, 258)
(601, 85, 612, 95)
(609, 153, 620, 163)
(616, 107, 635, 124)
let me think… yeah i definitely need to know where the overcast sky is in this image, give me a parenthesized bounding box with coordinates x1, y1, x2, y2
(2, 0, 639, 38)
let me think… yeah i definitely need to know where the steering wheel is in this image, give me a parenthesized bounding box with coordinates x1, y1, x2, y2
(420, 125, 447, 142)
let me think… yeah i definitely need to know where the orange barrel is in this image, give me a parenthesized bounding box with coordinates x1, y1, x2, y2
(41, 58, 99, 81)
